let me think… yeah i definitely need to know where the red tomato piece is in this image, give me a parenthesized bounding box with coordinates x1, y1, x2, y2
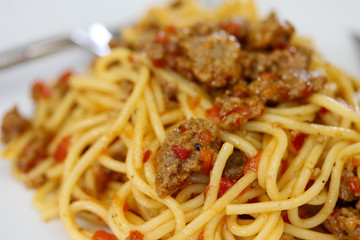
(128, 230, 144, 240)
(220, 20, 241, 36)
(206, 105, 221, 123)
(200, 148, 213, 173)
(197, 131, 212, 145)
(164, 25, 176, 34)
(53, 136, 71, 162)
(247, 197, 260, 203)
(142, 150, 152, 163)
(179, 125, 187, 133)
(152, 59, 166, 68)
(319, 107, 329, 114)
(123, 201, 130, 212)
(218, 177, 236, 198)
(33, 81, 52, 99)
(172, 145, 190, 161)
(346, 176, 360, 194)
(197, 231, 204, 240)
(243, 151, 262, 174)
(155, 31, 168, 44)
(58, 70, 73, 86)
(291, 132, 307, 151)
(92, 230, 117, 240)
(281, 211, 290, 223)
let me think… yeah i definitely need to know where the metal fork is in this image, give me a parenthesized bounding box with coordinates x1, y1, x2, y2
(0, 22, 113, 70)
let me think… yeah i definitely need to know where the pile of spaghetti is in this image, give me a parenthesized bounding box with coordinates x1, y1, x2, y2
(2, 0, 360, 239)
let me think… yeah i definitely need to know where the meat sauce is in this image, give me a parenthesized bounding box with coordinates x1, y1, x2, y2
(145, 12, 326, 131)
(155, 118, 221, 197)
(2, 8, 351, 240)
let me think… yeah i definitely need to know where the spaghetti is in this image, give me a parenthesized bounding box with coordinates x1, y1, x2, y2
(2, 0, 360, 240)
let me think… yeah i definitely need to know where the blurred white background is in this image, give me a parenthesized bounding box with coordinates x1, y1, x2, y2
(0, 0, 359, 239)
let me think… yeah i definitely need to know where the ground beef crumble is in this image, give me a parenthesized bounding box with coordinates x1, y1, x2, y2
(155, 118, 221, 197)
(1, 107, 30, 143)
(141, 12, 326, 130)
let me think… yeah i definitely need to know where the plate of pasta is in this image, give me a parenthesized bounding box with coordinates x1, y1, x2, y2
(1, 0, 360, 240)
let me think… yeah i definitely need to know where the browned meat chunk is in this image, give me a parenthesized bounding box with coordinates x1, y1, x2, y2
(181, 31, 241, 87)
(107, 138, 128, 161)
(1, 107, 30, 143)
(155, 118, 221, 197)
(323, 207, 360, 240)
(243, 47, 326, 102)
(223, 148, 248, 180)
(146, 21, 243, 88)
(207, 82, 265, 131)
(248, 12, 294, 50)
(339, 163, 360, 202)
(17, 130, 49, 173)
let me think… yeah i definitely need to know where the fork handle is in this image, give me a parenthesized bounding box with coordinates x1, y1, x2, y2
(0, 37, 74, 70)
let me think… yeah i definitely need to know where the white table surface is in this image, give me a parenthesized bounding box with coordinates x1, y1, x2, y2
(0, 0, 359, 239)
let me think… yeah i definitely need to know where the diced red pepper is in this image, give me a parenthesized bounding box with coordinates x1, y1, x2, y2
(152, 59, 166, 68)
(319, 107, 329, 114)
(346, 176, 360, 195)
(92, 230, 117, 240)
(243, 151, 262, 174)
(220, 21, 240, 35)
(155, 31, 168, 45)
(142, 150, 152, 163)
(218, 177, 236, 198)
(206, 105, 221, 123)
(53, 136, 71, 162)
(58, 70, 73, 86)
(276, 41, 288, 50)
(179, 125, 187, 133)
(123, 201, 130, 212)
(128, 230, 144, 240)
(305, 179, 315, 190)
(225, 107, 253, 121)
(197, 131, 212, 145)
(291, 132, 307, 151)
(200, 148, 214, 173)
(281, 211, 290, 223)
(197, 231, 204, 240)
(33, 81, 52, 99)
(164, 25, 176, 34)
(280, 159, 289, 175)
(172, 145, 190, 161)
(247, 197, 260, 203)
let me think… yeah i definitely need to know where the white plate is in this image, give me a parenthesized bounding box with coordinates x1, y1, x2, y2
(0, 0, 359, 239)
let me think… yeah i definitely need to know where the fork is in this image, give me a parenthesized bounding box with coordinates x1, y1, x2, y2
(0, 22, 113, 70)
